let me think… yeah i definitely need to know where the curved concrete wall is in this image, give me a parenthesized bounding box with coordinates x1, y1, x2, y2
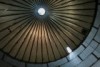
(0, 1, 100, 67)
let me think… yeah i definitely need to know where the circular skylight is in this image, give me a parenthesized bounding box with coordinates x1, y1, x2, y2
(38, 8, 46, 15)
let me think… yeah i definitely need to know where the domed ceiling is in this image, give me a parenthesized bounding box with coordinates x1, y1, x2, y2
(0, 0, 97, 63)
